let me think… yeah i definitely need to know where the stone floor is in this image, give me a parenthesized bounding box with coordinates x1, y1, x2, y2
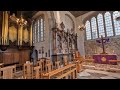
(77, 69, 120, 79)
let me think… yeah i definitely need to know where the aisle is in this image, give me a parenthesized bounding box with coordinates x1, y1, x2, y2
(77, 69, 120, 79)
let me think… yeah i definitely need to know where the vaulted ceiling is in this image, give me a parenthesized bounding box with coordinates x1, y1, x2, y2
(16, 11, 89, 19)
(69, 11, 89, 17)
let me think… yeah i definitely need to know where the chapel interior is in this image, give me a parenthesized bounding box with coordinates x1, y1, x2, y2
(0, 11, 120, 79)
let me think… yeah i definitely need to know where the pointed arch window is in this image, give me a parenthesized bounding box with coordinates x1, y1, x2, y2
(85, 11, 120, 41)
(97, 14, 105, 37)
(113, 11, 120, 35)
(85, 21, 91, 40)
(33, 15, 45, 43)
(91, 17, 98, 39)
(104, 12, 113, 37)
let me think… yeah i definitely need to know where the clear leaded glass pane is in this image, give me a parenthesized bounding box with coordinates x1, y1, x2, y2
(85, 21, 91, 40)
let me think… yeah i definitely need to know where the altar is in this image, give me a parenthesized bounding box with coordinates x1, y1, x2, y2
(93, 54, 117, 65)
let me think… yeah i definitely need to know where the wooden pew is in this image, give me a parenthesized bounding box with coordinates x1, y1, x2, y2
(42, 64, 77, 79)
(33, 66, 42, 79)
(0, 63, 4, 68)
(0, 65, 16, 79)
(45, 63, 53, 73)
(23, 63, 33, 79)
(56, 68, 77, 79)
(63, 59, 68, 66)
(37, 60, 44, 73)
(55, 60, 61, 69)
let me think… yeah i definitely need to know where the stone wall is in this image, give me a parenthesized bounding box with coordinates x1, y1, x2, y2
(76, 11, 96, 57)
(32, 11, 76, 59)
(32, 11, 52, 58)
(84, 36, 120, 59)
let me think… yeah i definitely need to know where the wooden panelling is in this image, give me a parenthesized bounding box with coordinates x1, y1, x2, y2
(13, 52, 19, 63)
(19, 51, 30, 64)
(0, 50, 31, 65)
(0, 53, 3, 63)
(3, 53, 13, 65)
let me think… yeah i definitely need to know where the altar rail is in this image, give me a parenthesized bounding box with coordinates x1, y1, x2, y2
(42, 64, 77, 79)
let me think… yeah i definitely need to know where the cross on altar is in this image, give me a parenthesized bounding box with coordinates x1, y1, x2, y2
(96, 35, 109, 54)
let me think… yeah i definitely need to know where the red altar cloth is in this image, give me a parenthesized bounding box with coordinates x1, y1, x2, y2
(93, 54, 117, 65)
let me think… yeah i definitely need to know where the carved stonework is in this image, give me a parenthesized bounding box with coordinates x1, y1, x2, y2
(52, 22, 78, 54)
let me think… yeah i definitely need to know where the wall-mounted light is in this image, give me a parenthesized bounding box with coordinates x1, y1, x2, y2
(10, 13, 27, 26)
(78, 24, 86, 31)
(78, 15, 86, 31)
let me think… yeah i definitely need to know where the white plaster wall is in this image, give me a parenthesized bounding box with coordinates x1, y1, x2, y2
(32, 11, 97, 59)
(32, 11, 50, 58)
(76, 11, 96, 58)
(53, 11, 76, 32)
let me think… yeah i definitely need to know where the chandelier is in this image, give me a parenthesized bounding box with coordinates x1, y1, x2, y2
(10, 13, 27, 26)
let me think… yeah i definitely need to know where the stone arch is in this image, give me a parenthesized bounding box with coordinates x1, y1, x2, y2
(65, 14, 75, 32)
(32, 11, 56, 58)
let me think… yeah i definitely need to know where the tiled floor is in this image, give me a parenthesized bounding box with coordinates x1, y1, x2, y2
(78, 69, 120, 79)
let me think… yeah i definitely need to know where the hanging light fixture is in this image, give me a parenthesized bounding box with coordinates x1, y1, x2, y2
(78, 15, 86, 31)
(10, 12, 27, 26)
(9, 11, 28, 46)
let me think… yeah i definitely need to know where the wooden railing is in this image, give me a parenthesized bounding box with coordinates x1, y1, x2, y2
(42, 64, 77, 79)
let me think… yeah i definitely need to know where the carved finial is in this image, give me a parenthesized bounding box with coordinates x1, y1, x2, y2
(60, 22, 65, 30)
